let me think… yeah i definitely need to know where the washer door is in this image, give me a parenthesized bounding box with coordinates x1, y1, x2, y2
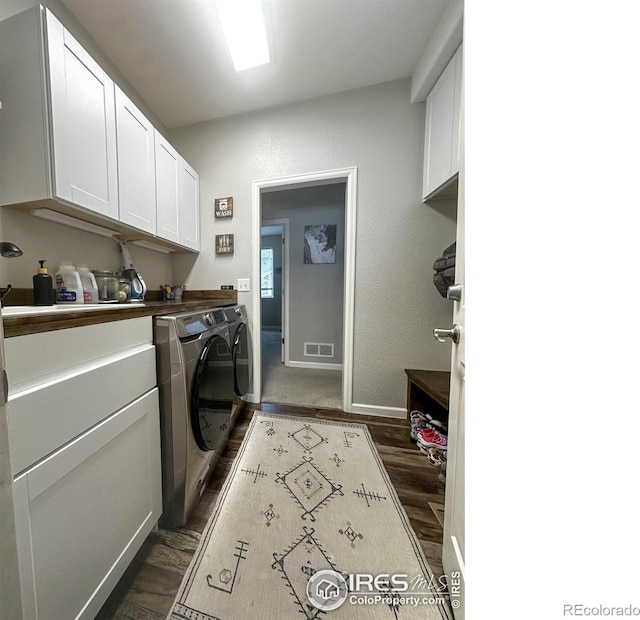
(232, 321, 252, 397)
(190, 332, 234, 451)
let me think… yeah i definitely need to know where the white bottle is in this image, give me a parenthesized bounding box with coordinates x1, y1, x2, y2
(76, 264, 99, 303)
(55, 260, 84, 304)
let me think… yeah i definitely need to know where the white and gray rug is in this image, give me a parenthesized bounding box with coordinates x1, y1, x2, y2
(168, 412, 453, 619)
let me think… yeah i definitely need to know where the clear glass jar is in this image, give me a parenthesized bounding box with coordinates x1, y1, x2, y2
(91, 270, 120, 301)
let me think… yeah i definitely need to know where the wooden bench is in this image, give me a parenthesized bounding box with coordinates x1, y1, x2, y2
(405, 369, 450, 427)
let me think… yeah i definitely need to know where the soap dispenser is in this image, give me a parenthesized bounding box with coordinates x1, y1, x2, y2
(33, 260, 54, 306)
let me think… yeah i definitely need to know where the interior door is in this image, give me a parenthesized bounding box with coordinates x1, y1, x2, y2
(442, 65, 465, 619)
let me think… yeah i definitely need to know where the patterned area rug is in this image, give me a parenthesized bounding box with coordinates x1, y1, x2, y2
(168, 413, 452, 619)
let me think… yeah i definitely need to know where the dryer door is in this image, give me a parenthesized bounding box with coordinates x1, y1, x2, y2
(232, 321, 252, 397)
(190, 332, 234, 451)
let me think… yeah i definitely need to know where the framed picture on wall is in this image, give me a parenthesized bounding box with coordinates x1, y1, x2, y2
(304, 224, 337, 264)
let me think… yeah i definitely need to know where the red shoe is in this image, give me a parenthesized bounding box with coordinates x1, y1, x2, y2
(417, 427, 447, 451)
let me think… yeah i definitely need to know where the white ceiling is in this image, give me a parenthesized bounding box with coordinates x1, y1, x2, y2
(60, 0, 448, 129)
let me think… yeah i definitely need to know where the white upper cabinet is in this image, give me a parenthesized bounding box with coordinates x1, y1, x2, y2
(422, 45, 462, 201)
(45, 10, 119, 218)
(180, 159, 200, 251)
(154, 130, 180, 244)
(0, 6, 201, 253)
(115, 87, 156, 234)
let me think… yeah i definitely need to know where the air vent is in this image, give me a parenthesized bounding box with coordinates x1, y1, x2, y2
(304, 342, 334, 358)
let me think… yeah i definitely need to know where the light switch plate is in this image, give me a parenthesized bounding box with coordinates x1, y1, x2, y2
(237, 278, 250, 292)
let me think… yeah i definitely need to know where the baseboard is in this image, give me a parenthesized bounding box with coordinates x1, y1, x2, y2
(349, 403, 407, 420)
(287, 360, 343, 371)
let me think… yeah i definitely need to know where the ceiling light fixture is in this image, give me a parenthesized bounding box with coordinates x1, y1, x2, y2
(214, 0, 270, 72)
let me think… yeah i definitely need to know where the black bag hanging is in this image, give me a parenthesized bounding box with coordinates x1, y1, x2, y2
(432, 242, 456, 298)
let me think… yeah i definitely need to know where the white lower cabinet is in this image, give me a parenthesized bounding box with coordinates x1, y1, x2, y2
(5, 318, 162, 619)
(13, 390, 161, 620)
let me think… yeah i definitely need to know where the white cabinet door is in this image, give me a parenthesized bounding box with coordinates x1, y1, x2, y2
(155, 131, 180, 243)
(422, 45, 462, 201)
(180, 159, 200, 251)
(45, 10, 119, 219)
(115, 87, 156, 233)
(13, 389, 161, 620)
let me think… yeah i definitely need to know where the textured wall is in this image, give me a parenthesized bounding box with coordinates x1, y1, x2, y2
(170, 78, 456, 410)
(262, 185, 345, 364)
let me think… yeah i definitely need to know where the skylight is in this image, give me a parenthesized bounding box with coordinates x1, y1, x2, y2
(214, 0, 270, 72)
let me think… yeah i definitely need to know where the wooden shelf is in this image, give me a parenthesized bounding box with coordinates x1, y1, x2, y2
(405, 369, 450, 425)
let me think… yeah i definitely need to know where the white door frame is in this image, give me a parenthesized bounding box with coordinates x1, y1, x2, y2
(261, 219, 289, 364)
(251, 167, 357, 413)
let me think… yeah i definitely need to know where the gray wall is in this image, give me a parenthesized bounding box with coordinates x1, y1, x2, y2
(170, 78, 457, 410)
(260, 234, 282, 329)
(263, 185, 345, 365)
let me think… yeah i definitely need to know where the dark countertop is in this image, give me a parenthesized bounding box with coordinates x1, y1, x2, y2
(2, 295, 238, 338)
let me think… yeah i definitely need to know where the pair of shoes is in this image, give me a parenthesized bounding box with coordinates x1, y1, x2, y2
(409, 410, 428, 441)
(417, 427, 447, 451)
(410, 410, 448, 442)
(423, 446, 445, 468)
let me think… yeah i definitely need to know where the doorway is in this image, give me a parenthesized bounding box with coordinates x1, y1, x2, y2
(251, 168, 357, 412)
(261, 219, 287, 363)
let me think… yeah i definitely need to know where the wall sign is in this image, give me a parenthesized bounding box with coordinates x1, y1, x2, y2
(216, 234, 234, 254)
(215, 197, 233, 218)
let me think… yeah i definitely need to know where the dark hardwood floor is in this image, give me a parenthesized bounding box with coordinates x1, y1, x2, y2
(96, 402, 446, 619)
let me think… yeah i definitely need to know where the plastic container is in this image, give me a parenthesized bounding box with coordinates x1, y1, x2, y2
(33, 259, 54, 306)
(76, 264, 99, 303)
(55, 260, 84, 304)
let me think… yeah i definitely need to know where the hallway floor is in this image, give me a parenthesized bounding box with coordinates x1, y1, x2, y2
(261, 328, 342, 409)
(97, 402, 446, 619)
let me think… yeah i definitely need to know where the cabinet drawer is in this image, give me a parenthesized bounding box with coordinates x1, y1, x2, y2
(4, 316, 152, 392)
(14, 388, 161, 620)
(8, 344, 156, 474)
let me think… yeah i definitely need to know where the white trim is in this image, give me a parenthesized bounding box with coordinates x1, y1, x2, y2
(252, 167, 357, 413)
(350, 403, 407, 420)
(287, 361, 343, 371)
(261, 218, 289, 365)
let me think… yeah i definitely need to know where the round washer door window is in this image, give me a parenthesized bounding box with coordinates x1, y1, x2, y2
(191, 333, 234, 451)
